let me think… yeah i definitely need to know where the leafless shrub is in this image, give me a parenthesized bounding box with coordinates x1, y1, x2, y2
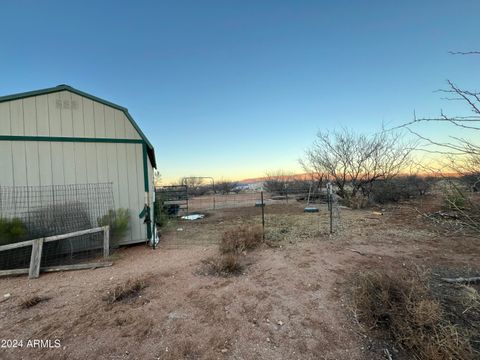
(220, 225, 263, 254)
(216, 180, 238, 194)
(103, 278, 147, 304)
(370, 175, 433, 204)
(264, 170, 294, 196)
(352, 270, 473, 360)
(396, 53, 480, 233)
(441, 181, 480, 233)
(301, 128, 414, 203)
(19, 295, 49, 309)
(200, 253, 244, 277)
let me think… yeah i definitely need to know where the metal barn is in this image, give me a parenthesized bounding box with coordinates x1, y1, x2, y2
(0, 85, 156, 245)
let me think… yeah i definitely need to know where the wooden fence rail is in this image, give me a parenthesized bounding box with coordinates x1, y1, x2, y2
(0, 226, 110, 279)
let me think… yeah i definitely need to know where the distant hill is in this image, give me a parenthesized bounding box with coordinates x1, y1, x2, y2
(237, 171, 461, 184)
(238, 173, 315, 184)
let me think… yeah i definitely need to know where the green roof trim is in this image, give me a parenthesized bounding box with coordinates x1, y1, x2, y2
(0, 84, 156, 168)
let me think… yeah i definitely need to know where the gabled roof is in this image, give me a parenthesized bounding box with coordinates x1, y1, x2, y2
(0, 84, 156, 168)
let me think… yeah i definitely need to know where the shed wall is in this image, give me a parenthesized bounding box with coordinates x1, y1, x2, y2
(0, 90, 152, 245)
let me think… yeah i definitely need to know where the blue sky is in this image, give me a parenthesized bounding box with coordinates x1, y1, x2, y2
(1, 1, 479, 183)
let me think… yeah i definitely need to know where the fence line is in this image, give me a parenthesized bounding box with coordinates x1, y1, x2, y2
(0, 226, 110, 278)
(156, 185, 341, 247)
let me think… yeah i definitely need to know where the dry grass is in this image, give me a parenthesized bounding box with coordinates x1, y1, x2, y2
(219, 225, 263, 254)
(103, 278, 147, 304)
(200, 253, 244, 277)
(352, 270, 473, 360)
(19, 295, 49, 309)
(460, 285, 480, 314)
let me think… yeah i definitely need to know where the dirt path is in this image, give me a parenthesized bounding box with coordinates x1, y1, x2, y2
(0, 241, 377, 360)
(0, 201, 478, 360)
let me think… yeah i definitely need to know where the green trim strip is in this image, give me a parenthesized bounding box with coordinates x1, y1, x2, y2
(142, 142, 149, 192)
(0, 84, 156, 168)
(141, 143, 152, 243)
(0, 135, 144, 144)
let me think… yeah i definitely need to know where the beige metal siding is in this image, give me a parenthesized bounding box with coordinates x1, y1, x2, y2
(0, 103, 13, 186)
(0, 90, 151, 244)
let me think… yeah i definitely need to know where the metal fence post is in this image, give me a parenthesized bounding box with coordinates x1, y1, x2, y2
(327, 183, 333, 234)
(261, 191, 265, 240)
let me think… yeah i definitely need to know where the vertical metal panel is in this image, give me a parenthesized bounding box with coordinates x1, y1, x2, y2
(114, 109, 126, 138)
(0, 102, 11, 134)
(74, 143, 87, 184)
(35, 95, 49, 136)
(135, 143, 146, 240)
(71, 93, 85, 137)
(124, 118, 138, 139)
(50, 143, 65, 185)
(38, 142, 53, 186)
(10, 100, 24, 135)
(60, 91, 73, 136)
(25, 141, 40, 186)
(85, 143, 98, 184)
(0, 142, 13, 185)
(106, 142, 120, 210)
(96, 143, 109, 183)
(93, 102, 106, 137)
(23, 97, 37, 136)
(116, 143, 132, 242)
(47, 93, 61, 136)
(11, 142, 27, 186)
(126, 143, 141, 241)
(63, 142, 76, 184)
(104, 106, 115, 137)
(82, 98, 95, 137)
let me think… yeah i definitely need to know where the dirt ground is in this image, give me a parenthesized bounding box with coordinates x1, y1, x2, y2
(0, 196, 479, 360)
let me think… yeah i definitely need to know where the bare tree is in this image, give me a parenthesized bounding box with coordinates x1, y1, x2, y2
(301, 128, 414, 200)
(263, 170, 294, 195)
(216, 179, 238, 195)
(396, 52, 480, 232)
(179, 176, 204, 188)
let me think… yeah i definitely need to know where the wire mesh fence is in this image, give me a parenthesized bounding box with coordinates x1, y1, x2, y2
(155, 184, 341, 248)
(0, 183, 115, 271)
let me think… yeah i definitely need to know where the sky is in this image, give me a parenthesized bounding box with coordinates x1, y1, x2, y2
(1, 0, 479, 183)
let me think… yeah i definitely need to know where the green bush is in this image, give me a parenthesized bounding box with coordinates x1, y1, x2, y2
(153, 196, 169, 228)
(0, 218, 28, 246)
(98, 208, 130, 245)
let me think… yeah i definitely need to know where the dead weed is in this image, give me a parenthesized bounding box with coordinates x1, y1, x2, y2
(103, 278, 147, 304)
(199, 253, 244, 277)
(19, 295, 49, 309)
(351, 270, 473, 360)
(220, 225, 263, 254)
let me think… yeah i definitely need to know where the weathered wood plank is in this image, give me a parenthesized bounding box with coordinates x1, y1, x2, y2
(0, 239, 35, 252)
(0, 268, 29, 277)
(40, 262, 113, 273)
(0, 227, 105, 252)
(0, 262, 113, 278)
(43, 227, 104, 243)
(103, 226, 110, 258)
(28, 238, 44, 279)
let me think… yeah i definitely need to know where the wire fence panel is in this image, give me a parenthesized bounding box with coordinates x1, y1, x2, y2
(40, 232, 105, 268)
(0, 183, 115, 270)
(156, 184, 341, 248)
